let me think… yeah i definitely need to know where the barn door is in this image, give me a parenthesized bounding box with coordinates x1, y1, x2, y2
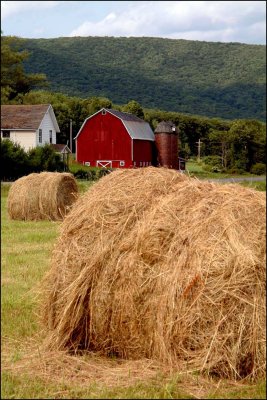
(96, 160, 112, 168)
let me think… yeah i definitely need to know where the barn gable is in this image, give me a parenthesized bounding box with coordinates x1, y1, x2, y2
(74, 108, 155, 141)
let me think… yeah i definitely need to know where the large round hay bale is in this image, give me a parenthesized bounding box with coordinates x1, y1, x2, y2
(40, 167, 266, 380)
(8, 172, 78, 221)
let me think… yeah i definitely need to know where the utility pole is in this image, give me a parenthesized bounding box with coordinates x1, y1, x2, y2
(196, 139, 202, 162)
(69, 119, 73, 154)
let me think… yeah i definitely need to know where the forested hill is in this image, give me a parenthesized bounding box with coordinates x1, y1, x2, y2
(16, 36, 266, 121)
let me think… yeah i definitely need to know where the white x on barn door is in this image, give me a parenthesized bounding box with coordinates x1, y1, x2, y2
(96, 160, 112, 168)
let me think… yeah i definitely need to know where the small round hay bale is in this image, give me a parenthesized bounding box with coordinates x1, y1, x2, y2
(40, 167, 266, 380)
(8, 172, 78, 221)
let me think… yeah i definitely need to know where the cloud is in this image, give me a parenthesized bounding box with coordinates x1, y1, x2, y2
(1, 1, 61, 19)
(68, 1, 266, 44)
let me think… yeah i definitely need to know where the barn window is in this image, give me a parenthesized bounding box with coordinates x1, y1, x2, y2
(102, 110, 106, 115)
(2, 130, 10, 138)
(49, 130, 52, 144)
(39, 129, 42, 143)
(85, 161, 90, 166)
(120, 161, 125, 167)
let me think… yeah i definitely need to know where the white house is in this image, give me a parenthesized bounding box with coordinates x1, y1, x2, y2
(1, 104, 60, 151)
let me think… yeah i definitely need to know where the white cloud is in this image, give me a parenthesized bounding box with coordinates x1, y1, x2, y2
(68, 1, 266, 44)
(1, 1, 61, 19)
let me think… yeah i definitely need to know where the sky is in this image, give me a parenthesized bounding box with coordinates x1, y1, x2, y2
(1, 0, 266, 45)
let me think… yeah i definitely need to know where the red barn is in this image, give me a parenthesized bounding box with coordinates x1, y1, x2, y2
(75, 108, 155, 168)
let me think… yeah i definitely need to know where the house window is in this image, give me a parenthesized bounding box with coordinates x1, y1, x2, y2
(2, 130, 10, 138)
(49, 130, 52, 144)
(39, 129, 42, 143)
(120, 161, 125, 167)
(102, 110, 106, 115)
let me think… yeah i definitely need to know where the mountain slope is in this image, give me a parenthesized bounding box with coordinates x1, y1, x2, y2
(17, 36, 266, 121)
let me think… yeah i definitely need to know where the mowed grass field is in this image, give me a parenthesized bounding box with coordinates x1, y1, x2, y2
(1, 180, 266, 399)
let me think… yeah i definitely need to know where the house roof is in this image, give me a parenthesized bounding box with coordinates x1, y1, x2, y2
(51, 144, 71, 153)
(1, 104, 60, 132)
(75, 108, 155, 141)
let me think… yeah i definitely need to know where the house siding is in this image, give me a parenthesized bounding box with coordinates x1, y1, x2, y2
(38, 111, 57, 146)
(9, 130, 36, 151)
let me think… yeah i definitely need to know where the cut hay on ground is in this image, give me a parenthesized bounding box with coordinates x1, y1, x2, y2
(40, 167, 266, 380)
(8, 172, 78, 221)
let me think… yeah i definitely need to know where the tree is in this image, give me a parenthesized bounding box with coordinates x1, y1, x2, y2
(228, 119, 266, 171)
(1, 34, 48, 103)
(122, 100, 144, 119)
(208, 129, 232, 168)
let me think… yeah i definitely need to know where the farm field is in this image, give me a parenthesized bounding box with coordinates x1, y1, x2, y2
(1, 180, 266, 399)
(68, 159, 266, 191)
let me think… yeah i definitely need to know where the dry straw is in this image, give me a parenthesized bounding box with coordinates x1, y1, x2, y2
(40, 167, 266, 380)
(8, 172, 78, 221)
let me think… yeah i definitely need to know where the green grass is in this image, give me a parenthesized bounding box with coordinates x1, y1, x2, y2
(238, 180, 266, 191)
(1, 181, 266, 399)
(185, 160, 266, 180)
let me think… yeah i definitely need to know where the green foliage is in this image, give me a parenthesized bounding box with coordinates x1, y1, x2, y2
(11, 36, 266, 121)
(250, 163, 266, 175)
(1, 35, 48, 103)
(0, 138, 29, 180)
(202, 155, 225, 172)
(0, 139, 65, 181)
(72, 167, 111, 181)
(28, 144, 65, 172)
(122, 100, 144, 118)
(228, 119, 266, 171)
(202, 155, 222, 166)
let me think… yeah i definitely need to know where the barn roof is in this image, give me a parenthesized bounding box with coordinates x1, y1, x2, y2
(74, 108, 155, 141)
(1, 104, 60, 132)
(107, 109, 144, 122)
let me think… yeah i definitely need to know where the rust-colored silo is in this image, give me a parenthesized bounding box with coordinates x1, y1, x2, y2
(154, 121, 179, 169)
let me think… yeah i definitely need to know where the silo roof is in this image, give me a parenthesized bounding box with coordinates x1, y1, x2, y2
(155, 121, 176, 134)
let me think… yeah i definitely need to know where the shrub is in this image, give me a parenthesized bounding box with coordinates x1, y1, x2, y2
(28, 144, 65, 172)
(73, 169, 91, 180)
(250, 163, 266, 175)
(96, 169, 112, 179)
(203, 155, 222, 167)
(227, 167, 246, 175)
(0, 138, 29, 181)
(0, 139, 65, 181)
(73, 168, 112, 181)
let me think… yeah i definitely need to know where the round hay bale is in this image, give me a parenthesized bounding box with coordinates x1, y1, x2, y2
(8, 172, 78, 221)
(40, 167, 266, 380)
